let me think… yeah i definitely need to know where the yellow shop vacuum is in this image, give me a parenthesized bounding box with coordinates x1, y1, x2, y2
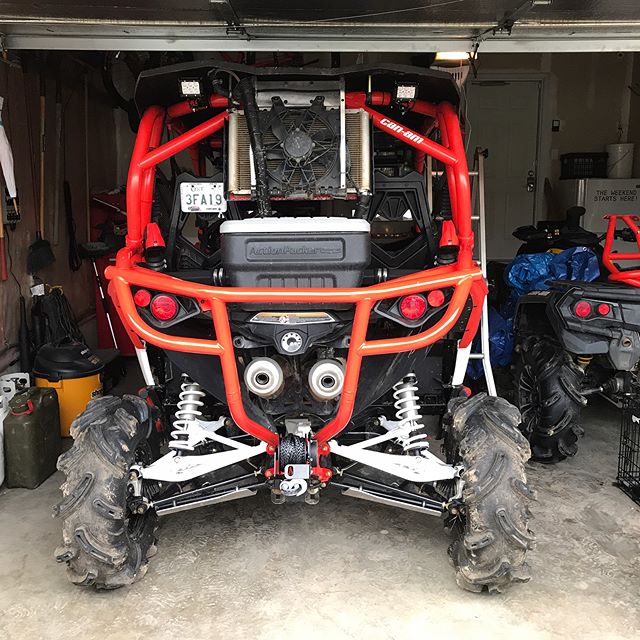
(34, 340, 104, 437)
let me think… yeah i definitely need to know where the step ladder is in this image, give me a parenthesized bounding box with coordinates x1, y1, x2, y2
(427, 148, 497, 396)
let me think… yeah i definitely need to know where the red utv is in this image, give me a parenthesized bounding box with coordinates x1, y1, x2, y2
(55, 62, 534, 592)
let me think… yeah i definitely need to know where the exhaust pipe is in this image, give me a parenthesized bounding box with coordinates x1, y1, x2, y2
(308, 359, 345, 401)
(244, 358, 284, 398)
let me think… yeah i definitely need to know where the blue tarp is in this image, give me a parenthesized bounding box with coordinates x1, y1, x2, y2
(505, 246, 600, 296)
(467, 306, 514, 379)
(467, 247, 600, 379)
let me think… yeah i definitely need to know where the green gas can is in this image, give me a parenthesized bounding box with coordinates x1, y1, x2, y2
(4, 387, 61, 489)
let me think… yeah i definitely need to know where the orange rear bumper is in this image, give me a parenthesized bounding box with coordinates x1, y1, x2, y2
(106, 259, 486, 448)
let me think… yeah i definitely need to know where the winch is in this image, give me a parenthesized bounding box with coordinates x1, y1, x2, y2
(267, 433, 332, 503)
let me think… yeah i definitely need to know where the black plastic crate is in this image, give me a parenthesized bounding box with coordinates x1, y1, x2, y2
(560, 152, 608, 180)
(617, 395, 640, 506)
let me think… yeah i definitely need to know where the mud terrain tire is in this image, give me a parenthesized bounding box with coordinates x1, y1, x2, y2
(444, 393, 535, 593)
(515, 335, 586, 462)
(54, 395, 158, 589)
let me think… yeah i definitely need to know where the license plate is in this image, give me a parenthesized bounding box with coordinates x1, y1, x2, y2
(180, 182, 227, 213)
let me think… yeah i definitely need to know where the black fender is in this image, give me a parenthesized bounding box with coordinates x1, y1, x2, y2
(515, 282, 640, 371)
(514, 290, 557, 338)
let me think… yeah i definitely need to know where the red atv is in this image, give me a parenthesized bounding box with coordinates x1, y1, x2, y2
(54, 62, 533, 592)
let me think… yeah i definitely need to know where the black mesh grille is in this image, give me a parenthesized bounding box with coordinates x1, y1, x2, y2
(617, 396, 640, 506)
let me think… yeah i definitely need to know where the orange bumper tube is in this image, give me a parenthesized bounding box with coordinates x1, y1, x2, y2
(107, 261, 484, 447)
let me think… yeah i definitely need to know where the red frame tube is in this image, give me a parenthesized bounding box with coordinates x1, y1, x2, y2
(167, 95, 229, 120)
(108, 90, 483, 448)
(603, 215, 640, 287)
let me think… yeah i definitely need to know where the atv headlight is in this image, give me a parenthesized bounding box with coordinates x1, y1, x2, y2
(394, 82, 418, 102)
(179, 78, 203, 98)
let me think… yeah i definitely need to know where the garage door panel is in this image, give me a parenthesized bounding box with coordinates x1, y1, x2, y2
(3, 1, 640, 27)
(0, 1, 227, 22)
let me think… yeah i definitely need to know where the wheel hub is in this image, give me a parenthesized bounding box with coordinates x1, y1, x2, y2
(518, 363, 542, 434)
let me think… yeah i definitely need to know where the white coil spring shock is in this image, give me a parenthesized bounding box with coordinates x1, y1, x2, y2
(171, 375, 206, 451)
(392, 373, 429, 455)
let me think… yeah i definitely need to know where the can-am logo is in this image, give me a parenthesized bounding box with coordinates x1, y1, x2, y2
(379, 118, 424, 144)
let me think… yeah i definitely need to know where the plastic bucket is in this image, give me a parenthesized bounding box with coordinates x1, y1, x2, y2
(607, 143, 635, 179)
(33, 340, 103, 437)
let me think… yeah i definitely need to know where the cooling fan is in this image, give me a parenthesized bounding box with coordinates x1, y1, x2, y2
(261, 96, 341, 197)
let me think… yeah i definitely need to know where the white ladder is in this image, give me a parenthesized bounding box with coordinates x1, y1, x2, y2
(427, 149, 497, 395)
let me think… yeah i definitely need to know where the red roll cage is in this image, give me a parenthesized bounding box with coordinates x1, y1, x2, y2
(603, 214, 640, 288)
(105, 90, 486, 449)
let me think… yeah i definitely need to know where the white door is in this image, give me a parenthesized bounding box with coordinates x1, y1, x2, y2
(465, 80, 541, 260)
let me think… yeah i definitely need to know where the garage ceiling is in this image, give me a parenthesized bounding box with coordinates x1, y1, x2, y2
(1, 1, 640, 52)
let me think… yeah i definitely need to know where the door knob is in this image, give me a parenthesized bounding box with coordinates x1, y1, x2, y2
(526, 170, 536, 193)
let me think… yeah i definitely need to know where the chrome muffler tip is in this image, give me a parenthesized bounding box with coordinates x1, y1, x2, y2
(308, 359, 345, 401)
(244, 357, 284, 398)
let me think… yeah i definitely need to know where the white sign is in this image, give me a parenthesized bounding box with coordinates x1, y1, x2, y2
(180, 182, 227, 213)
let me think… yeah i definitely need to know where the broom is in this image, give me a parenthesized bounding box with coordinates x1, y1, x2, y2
(27, 70, 55, 273)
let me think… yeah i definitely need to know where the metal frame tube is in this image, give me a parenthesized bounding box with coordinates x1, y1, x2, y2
(603, 215, 640, 287)
(109, 89, 483, 450)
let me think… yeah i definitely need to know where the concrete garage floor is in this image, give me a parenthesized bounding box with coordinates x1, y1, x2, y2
(1, 398, 639, 640)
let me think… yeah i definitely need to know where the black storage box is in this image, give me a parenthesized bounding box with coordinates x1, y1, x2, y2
(220, 217, 370, 288)
(560, 152, 608, 180)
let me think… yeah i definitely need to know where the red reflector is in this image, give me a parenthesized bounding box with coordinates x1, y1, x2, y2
(133, 289, 152, 307)
(150, 294, 178, 321)
(427, 289, 445, 307)
(573, 301, 592, 318)
(399, 294, 427, 320)
(597, 303, 611, 316)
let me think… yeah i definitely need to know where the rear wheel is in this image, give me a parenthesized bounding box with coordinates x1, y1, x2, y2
(443, 393, 535, 593)
(515, 335, 586, 462)
(54, 395, 158, 589)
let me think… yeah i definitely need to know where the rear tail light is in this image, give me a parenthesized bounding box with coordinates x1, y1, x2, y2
(427, 289, 445, 308)
(597, 303, 611, 316)
(133, 288, 152, 308)
(399, 294, 427, 320)
(150, 294, 178, 321)
(573, 301, 592, 318)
